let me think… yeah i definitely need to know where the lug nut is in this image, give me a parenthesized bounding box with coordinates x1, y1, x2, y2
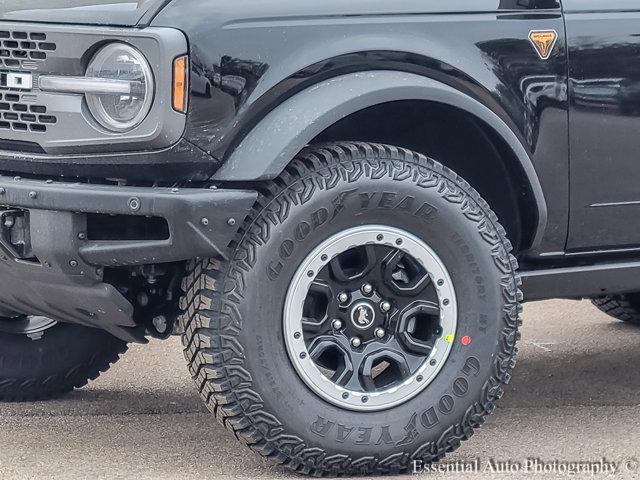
(338, 292, 349, 304)
(331, 319, 343, 330)
(374, 327, 386, 339)
(350, 337, 362, 348)
(361, 283, 373, 295)
(380, 301, 392, 312)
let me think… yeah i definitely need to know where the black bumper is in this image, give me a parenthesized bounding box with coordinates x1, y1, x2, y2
(0, 175, 257, 342)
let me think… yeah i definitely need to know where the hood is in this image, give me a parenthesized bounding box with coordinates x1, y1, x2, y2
(0, 0, 171, 27)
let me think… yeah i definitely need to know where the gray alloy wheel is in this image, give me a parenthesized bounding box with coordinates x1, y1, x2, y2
(284, 225, 457, 411)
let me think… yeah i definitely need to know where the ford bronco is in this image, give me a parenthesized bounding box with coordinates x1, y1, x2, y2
(0, 0, 638, 475)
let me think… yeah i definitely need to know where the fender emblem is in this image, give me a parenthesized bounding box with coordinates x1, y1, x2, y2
(529, 30, 558, 60)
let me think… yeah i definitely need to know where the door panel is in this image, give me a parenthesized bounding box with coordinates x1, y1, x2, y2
(566, 3, 640, 250)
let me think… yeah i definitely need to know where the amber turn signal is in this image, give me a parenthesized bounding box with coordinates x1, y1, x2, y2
(172, 55, 188, 113)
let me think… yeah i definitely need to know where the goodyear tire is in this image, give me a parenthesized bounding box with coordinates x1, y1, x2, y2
(592, 294, 640, 325)
(0, 317, 127, 401)
(180, 142, 521, 475)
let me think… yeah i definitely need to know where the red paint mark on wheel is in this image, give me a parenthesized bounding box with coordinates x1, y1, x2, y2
(461, 335, 472, 346)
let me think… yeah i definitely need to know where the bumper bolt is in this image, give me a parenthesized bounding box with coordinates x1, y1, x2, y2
(380, 301, 392, 312)
(201, 217, 209, 226)
(69, 260, 78, 267)
(128, 197, 141, 211)
(331, 319, 343, 330)
(338, 292, 349, 304)
(374, 327, 386, 339)
(28, 191, 37, 199)
(227, 217, 236, 226)
(152, 315, 168, 334)
(0, 187, 5, 195)
(361, 283, 373, 295)
(350, 337, 362, 348)
(77, 232, 86, 240)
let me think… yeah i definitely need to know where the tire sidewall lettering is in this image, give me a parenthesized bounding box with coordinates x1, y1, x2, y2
(267, 189, 438, 281)
(310, 356, 482, 446)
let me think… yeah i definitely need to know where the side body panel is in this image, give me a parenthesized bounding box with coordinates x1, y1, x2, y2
(564, 1, 640, 251)
(152, 0, 569, 255)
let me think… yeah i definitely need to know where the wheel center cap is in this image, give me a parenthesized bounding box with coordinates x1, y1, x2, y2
(350, 302, 375, 329)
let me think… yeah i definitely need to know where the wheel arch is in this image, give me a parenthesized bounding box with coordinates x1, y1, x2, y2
(214, 70, 547, 252)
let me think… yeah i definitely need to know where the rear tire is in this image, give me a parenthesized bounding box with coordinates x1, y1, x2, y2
(180, 142, 521, 475)
(592, 294, 640, 325)
(0, 320, 127, 402)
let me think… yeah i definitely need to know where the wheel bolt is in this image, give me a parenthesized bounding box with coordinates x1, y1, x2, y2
(374, 327, 385, 339)
(332, 319, 343, 330)
(350, 337, 362, 348)
(338, 292, 349, 304)
(361, 283, 373, 295)
(380, 301, 392, 312)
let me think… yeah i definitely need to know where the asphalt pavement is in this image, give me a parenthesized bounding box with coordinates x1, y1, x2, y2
(1, 299, 639, 479)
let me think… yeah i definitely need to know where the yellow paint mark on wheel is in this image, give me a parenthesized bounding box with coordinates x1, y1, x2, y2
(444, 334, 455, 344)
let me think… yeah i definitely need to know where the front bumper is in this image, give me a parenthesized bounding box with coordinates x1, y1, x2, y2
(0, 175, 257, 342)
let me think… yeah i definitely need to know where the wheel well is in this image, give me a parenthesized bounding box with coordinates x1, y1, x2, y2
(312, 100, 536, 252)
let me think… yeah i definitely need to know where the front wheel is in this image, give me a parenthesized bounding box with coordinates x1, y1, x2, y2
(180, 143, 521, 475)
(0, 316, 128, 401)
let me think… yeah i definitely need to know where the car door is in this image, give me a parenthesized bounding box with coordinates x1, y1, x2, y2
(565, 1, 640, 251)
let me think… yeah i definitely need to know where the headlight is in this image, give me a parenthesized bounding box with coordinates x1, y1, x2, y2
(85, 43, 154, 132)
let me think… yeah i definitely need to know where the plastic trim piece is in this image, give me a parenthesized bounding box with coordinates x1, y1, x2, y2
(0, 176, 257, 341)
(215, 70, 547, 250)
(522, 261, 640, 302)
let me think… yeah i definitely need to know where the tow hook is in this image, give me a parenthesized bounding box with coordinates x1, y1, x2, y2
(0, 209, 32, 260)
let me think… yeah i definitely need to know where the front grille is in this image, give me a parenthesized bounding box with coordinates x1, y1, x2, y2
(0, 30, 55, 68)
(0, 92, 56, 133)
(0, 21, 184, 156)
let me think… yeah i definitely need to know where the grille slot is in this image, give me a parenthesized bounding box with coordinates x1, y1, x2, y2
(0, 92, 56, 133)
(0, 30, 55, 67)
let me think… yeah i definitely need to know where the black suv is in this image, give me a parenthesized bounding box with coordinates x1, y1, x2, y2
(0, 0, 637, 475)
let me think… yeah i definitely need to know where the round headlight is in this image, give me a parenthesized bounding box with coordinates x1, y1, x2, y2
(85, 43, 154, 132)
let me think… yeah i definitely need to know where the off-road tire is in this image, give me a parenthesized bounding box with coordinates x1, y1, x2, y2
(0, 323, 128, 401)
(180, 142, 522, 476)
(592, 294, 640, 325)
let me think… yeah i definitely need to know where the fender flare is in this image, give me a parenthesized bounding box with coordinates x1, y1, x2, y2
(214, 70, 547, 247)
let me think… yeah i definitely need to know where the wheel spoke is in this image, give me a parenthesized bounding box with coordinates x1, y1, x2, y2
(301, 316, 328, 334)
(382, 249, 432, 297)
(301, 280, 333, 334)
(329, 245, 377, 283)
(339, 351, 367, 391)
(307, 335, 354, 383)
(396, 301, 442, 355)
(360, 347, 411, 392)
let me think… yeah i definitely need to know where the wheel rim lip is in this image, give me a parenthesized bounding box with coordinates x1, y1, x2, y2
(0, 315, 58, 335)
(284, 225, 458, 412)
